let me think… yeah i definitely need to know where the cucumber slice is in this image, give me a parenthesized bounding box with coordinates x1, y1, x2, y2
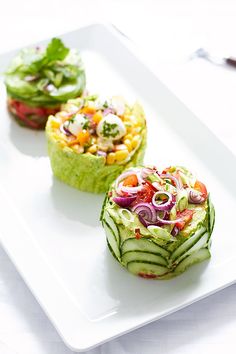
(170, 225, 206, 261)
(174, 248, 211, 274)
(121, 238, 170, 259)
(176, 189, 188, 212)
(174, 232, 209, 265)
(127, 261, 169, 277)
(147, 225, 174, 242)
(103, 222, 120, 260)
(207, 195, 215, 235)
(103, 210, 120, 245)
(122, 251, 167, 266)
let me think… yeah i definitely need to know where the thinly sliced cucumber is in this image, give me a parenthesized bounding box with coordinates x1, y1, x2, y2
(207, 196, 215, 235)
(170, 226, 206, 262)
(127, 261, 169, 277)
(122, 251, 167, 266)
(121, 238, 170, 259)
(104, 222, 120, 260)
(103, 210, 120, 245)
(174, 248, 211, 274)
(174, 232, 209, 265)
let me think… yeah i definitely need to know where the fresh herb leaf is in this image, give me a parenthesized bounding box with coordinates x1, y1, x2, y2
(46, 38, 69, 62)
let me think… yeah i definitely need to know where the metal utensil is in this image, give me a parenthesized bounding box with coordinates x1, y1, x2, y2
(191, 47, 236, 68)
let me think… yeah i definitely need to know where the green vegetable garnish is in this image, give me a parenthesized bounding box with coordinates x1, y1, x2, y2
(5, 38, 86, 106)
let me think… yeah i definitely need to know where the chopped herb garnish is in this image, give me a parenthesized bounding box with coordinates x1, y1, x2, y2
(82, 119, 89, 130)
(103, 100, 109, 108)
(102, 121, 119, 138)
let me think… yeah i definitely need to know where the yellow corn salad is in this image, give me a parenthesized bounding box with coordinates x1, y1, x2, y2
(47, 95, 146, 165)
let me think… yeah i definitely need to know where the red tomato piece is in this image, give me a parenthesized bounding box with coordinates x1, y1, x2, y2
(123, 174, 138, 187)
(176, 209, 194, 230)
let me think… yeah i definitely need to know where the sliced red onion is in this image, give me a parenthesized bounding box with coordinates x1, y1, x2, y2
(132, 202, 156, 223)
(141, 167, 155, 179)
(156, 211, 183, 225)
(60, 123, 72, 136)
(188, 189, 205, 204)
(171, 226, 179, 236)
(160, 173, 182, 189)
(152, 191, 175, 211)
(103, 108, 115, 116)
(97, 150, 107, 157)
(113, 196, 136, 207)
(115, 169, 143, 195)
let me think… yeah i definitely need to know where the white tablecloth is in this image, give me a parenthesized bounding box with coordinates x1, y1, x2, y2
(1, 1, 236, 353)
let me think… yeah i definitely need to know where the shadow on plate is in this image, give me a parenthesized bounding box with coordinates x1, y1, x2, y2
(9, 118, 47, 157)
(103, 247, 210, 318)
(50, 177, 104, 227)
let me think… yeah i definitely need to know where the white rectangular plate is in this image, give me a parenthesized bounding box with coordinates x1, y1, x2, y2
(0, 24, 236, 352)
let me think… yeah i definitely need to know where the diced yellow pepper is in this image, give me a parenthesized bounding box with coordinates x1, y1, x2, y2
(81, 106, 96, 114)
(107, 152, 116, 165)
(115, 149, 129, 162)
(77, 130, 90, 146)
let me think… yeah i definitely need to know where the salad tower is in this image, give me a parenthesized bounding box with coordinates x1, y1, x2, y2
(101, 165, 215, 279)
(46, 95, 147, 193)
(5, 38, 85, 129)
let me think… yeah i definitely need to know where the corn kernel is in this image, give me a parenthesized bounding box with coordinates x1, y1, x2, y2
(87, 144, 97, 154)
(50, 118, 60, 129)
(92, 111, 103, 124)
(124, 139, 132, 152)
(115, 149, 129, 161)
(131, 135, 140, 149)
(107, 152, 116, 165)
(115, 144, 127, 151)
(124, 134, 133, 141)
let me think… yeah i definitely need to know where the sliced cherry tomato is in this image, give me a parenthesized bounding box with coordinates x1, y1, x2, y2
(194, 180, 208, 200)
(123, 174, 138, 187)
(176, 209, 194, 230)
(8, 99, 59, 129)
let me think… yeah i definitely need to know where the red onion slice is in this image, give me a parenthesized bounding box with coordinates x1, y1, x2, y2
(60, 123, 72, 136)
(113, 196, 136, 207)
(160, 173, 182, 189)
(103, 107, 115, 116)
(188, 189, 205, 204)
(132, 202, 156, 223)
(152, 191, 175, 211)
(115, 169, 143, 195)
(156, 211, 183, 225)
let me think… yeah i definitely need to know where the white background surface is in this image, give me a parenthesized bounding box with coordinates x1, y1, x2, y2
(0, 1, 236, 353)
